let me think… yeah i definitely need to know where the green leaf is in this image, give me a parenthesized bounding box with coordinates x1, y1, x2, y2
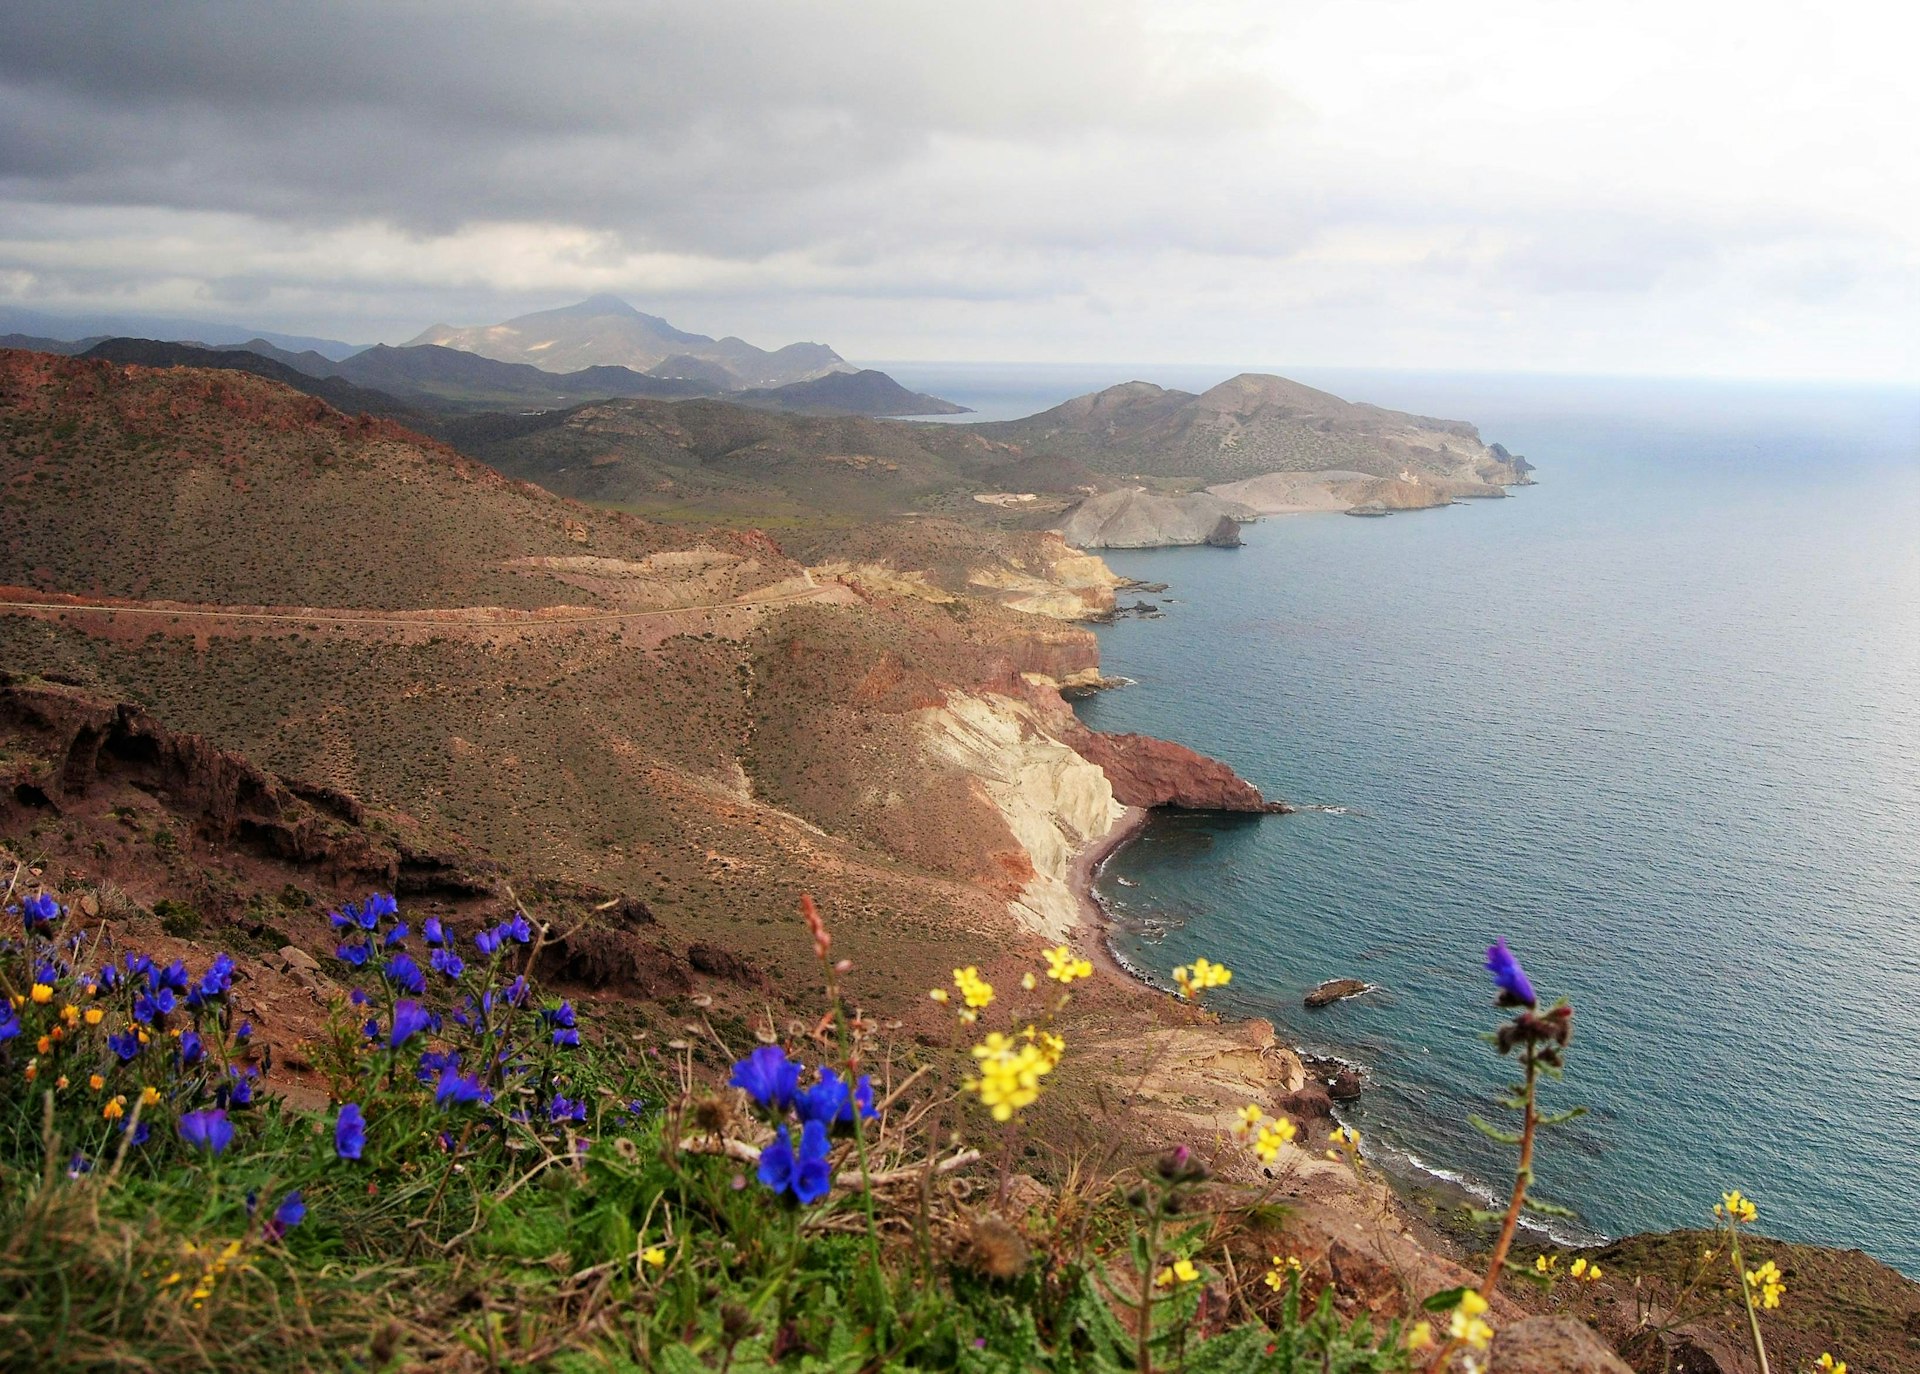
(1423, 1286, 1471, 1312)
(1538, 1105, 1589, 1127)
(1526, 1196, 1582, 1220)
(1467, 1113, 1523, 1146)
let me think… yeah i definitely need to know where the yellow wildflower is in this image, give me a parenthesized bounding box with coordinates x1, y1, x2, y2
(1044, 945, 1093, 984)
(1171, 957, 1232, 1001)
(1536, 1254, 1559, 1274)
(1449, 1289, 1493, 1349)
(88, 1073, 104, 1091)
(1331, 1125, 1360, 1150)
(1020, 1024, 1066, 1069)
(642, 1246, 667, 1269)
(1745, 1258, 1785, 1309)
(29, 983, 53, 1004)
(965, 1031, 1055, 1121)
(1155, 1258, 1201, 1287)
(1262, 1254, 1302, 1290)
(928, 988, 949, 1003)
(1816, 1354, 1846, 1374)
(1236, 1103, 1264, 1133)
(1718, 1189, 1758, 1224)
(83, 1007, 104, 1026)
(1404, 1321, 1434, 1351)
(59, 1004, 79, 1026)
(141, 1085, 163, 1108)
(1021, 972, 1036, 990)
(102, 1095, 126, 1121)
(953, 966, 995, 1010)
(1253, 1118, 1296, 1164)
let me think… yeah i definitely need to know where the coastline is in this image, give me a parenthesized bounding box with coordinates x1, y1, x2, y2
(1068, 803, 1149, 983)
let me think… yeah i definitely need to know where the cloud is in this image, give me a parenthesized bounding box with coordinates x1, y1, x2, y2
(0, 0, 1914, 380)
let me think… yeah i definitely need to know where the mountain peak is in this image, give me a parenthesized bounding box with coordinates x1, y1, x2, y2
(563, 294, 640, 317)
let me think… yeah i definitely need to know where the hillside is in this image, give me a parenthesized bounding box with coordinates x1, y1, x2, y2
(78, 337, 428, 428)
(0, 349, 730, 608)
(447, 395, 1016, 522)
(982, 372, 1534, 489)
(732, 367, 971, 416)
(406, 293, 852, 388)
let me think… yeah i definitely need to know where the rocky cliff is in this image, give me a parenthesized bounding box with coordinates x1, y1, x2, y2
(1054, 488, 1249, 549)
(1058, 720, 1290, 813)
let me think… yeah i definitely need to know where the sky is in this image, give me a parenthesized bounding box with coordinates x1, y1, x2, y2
(1, 0, 1914, 381)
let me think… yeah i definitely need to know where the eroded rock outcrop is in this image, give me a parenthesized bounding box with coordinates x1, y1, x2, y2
(1054, 488, 1252, 550)
(916, 691, 1125, 938)
(1056, 720, 1288, 813)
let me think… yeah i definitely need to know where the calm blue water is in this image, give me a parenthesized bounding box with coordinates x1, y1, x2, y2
(897, 365, 1920, 1273)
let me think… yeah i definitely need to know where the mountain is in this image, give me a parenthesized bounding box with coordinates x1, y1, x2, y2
(0, 333, 103, 355)
(733, 368, 970, 417)
(324, 343, 713, 413)
(982, 373, 1532, 489)
(405, 295, 853, 388)
(0, 304, 360, 358)
(77, 337, 426, 428)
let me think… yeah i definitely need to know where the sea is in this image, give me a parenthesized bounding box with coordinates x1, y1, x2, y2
(870, 360, 1920, 1275)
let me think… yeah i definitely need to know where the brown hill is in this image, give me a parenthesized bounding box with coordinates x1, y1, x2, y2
(980, 372, 1533, 488)
(0, 349, 753, 608)
(447, 396, 1016, 523)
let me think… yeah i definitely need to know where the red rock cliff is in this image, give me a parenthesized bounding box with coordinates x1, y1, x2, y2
(1057, 719, 1288, 813)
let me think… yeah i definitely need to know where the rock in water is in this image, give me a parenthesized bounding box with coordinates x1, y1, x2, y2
(1305, 977, 1370, 1007)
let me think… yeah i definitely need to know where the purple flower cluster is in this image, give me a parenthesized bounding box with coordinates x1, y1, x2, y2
(1484, 939, 1537, 1008)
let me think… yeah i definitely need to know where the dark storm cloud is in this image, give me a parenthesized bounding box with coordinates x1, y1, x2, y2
(0, 1, 1270, 251)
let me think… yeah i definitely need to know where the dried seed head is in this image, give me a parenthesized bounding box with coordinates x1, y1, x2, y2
(962, 1214, 1030, 1280)
(690, 1093, 733, 1136)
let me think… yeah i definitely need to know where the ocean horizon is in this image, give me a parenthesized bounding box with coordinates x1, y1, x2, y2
(894, 363, 1920, 1275)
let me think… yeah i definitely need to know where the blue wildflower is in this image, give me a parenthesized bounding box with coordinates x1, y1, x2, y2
(505, 912, 533, 944)
(155, 960, 190, 994)
(505, 975, 529, 1005)
(798, 1068, 850, 1125)
(187, 953, 235, 1007)
(121, 1120, 151, 1148)
(233, 1020, 252, 1041)
(0, 1003, 19, 1043)
(178, 1029, 204, 1065)
(336, 941, 372, 968)
(388, 999, 432, 1048)
(430, 947, 465, 979)
(264, 1191, 305, 1240)
(220, 1067, 256, 1109)
(548, 1095, 589, 1123)
(1485, 939, 1537, 1008)
(19, 893, 59, 927)
(757, 1124, 796, 1193)
(132, 988, 175, 1023)
(474, 927, 502, 957)
(423, 916, 447, 946)
(178, 1108, 235, 1155)
(66, 1150, 91, 1179)
(793, 1119, 832, 1203)
(107, 1030, 141, 1062)
(334, 1103, 366, 1160)
(383, 953, 426, 995)
(383, 923, 409, 948)
(433, 1068, 489, 1108)
(730, 1045, 801, 1112)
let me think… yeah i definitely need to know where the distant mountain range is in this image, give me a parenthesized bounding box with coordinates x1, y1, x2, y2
(52, 335, 963, 425)
(0, 296, 967, 417)
(405, 295, 852, 389)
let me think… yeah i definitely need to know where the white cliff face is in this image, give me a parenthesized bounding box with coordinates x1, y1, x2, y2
(916, 691, 1122, 939)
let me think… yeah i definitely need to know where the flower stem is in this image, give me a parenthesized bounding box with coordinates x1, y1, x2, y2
(1726, 1227, 1773, 1374)
(1479, 1048, 1540, 1298)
